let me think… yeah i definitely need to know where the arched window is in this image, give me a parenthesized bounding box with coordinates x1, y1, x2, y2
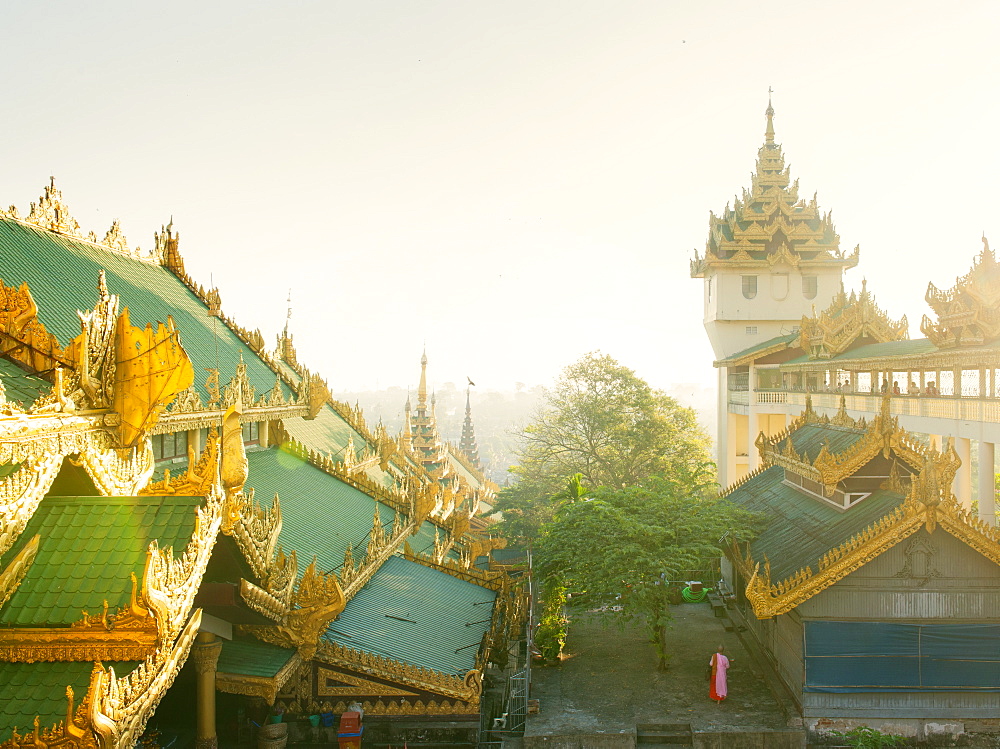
(741, 275, 757, 299)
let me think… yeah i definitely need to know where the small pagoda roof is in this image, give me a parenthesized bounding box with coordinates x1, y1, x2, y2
(0, 495, 200, 627)
(774, 422, 867, 463)
(322, 555, 496, 676)
(0, 660, 137, 737)
(0, 217, 289, 404)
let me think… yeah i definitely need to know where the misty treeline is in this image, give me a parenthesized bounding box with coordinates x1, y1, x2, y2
(335, 380, 716, 485)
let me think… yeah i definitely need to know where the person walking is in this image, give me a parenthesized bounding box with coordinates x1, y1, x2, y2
(709, 645, 730, 702)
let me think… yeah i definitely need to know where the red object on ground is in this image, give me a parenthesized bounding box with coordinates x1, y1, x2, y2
(337, 711, 363, 748)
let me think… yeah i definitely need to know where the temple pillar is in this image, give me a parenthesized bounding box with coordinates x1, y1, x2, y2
(193, 631, 223, 749)
(979, 441, 996, 526)
(717, 367, 729, 489)
(953, 437, 972, 510)
(748, 364, 761, 472)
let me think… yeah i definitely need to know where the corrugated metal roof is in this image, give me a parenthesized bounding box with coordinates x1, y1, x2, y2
(246, 448, 456, 572)
(247, 448, 398, 574)
(0, 218, 290, 403)
(782, 338, 942, 366)
(727, 465, 904, 582)
(0, 358, 50, 407)
(0, 495, 199, 626)
(283, 408, 370, 465)
(217, 639, 295, 678)
(324, 556, 495, 676)
(0, 661, 136, 734)
(717, 333, 798, 365)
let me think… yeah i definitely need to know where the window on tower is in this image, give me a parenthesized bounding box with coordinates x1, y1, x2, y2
(802, 275, 818, 299)
(741, 275, 757, 299)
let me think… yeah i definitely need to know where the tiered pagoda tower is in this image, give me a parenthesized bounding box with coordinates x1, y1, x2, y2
(690, 98, 859, 361)
(459, 387, 482, 470)
(406, 349, 454, 484)
(692, 99, 859, 486)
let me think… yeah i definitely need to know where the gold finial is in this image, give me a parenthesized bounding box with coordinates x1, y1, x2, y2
(765, 87, 775, 144)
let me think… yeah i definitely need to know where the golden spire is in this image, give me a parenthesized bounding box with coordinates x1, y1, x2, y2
(765, 87, 775, 145)
(417, 346, 428, 410)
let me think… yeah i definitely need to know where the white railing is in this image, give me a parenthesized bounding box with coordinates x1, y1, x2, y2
(783, 391, 1000, 424)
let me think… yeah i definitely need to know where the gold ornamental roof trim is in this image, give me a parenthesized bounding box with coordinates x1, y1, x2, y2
(733, 443, 996, 619)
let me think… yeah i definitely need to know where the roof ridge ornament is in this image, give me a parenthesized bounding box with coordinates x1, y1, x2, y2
(765, 87, 775, 144)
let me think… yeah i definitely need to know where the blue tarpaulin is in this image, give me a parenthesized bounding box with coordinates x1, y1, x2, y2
(805, 621, 1000, 692)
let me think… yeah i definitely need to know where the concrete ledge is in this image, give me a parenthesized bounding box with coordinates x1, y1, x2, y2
(693, 729, 806, 748)
(521, 732, 635, 749)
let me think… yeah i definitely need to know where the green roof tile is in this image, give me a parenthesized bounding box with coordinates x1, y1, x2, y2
(0, 358, 50, 407)
(217, 639, 295, 678)
(0, 661, 136, 737)
(726, 465, 904, 581)
(0, 495, 200, 626)
(0, 218, 291, 403)
(782, 338, 943, 366)
(718, 333, 798, 364)
(282, 408, 371, 463)
(324, 556, 495, 676)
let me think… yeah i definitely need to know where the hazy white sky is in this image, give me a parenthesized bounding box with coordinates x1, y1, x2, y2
(2, 1, 998, 393)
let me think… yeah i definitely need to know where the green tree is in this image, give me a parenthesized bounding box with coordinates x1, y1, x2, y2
(513, 352, 712, 492)
(534, 468, 758, 671)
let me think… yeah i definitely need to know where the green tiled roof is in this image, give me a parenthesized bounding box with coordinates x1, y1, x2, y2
(0, 358, 50, 407)
(0, 218, 291, 403)
(0, 495, 200, 626)
(217, 639, 295, 678)
(777, 423, 865, 462)
(717, 333, 798, 365)
(324, 556, 495, 676)
(246, 448, 458, 573)
(282, 407, 371, 465)
(0, 660, 136, 736)
(782, 338, 942, 367)
(247, 448, 399, 574)
(726, 465, 905, 581)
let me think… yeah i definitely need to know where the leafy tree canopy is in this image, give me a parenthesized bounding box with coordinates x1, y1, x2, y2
(495, 353, 713, 543)
(534, 468, 760, 670)
(514, 352, 712, 492)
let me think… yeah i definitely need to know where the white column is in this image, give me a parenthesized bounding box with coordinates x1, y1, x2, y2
(748, 365, 760, 472)
(716, 367, 730, 490)
(953, 437, 972, 510)
(979, 441, 996, 526)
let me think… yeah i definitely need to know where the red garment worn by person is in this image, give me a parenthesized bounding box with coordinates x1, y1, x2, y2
(709, 647, 730, 702)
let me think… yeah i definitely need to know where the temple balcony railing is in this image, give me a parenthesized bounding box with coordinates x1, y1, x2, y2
(780, 390, 1000, 425)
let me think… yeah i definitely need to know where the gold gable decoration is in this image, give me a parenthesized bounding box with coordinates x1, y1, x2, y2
(738, 445, 970, 619)
(113, 308, 195, 449)
(921, 236, 1000, 347)
(755, 393, 931, 497)
(0, 279, 73, 372)
(795, 280, 908, 359)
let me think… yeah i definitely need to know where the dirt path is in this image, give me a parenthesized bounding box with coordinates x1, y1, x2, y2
(524, 603, 788, 737)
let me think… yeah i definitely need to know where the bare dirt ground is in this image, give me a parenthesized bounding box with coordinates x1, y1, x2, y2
(524, 603, 789, 737)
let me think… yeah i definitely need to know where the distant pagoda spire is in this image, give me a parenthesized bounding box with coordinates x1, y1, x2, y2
(459, 385, 482, 470)
(407, 349, 452, 483)
(277, 288, 298, 367)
